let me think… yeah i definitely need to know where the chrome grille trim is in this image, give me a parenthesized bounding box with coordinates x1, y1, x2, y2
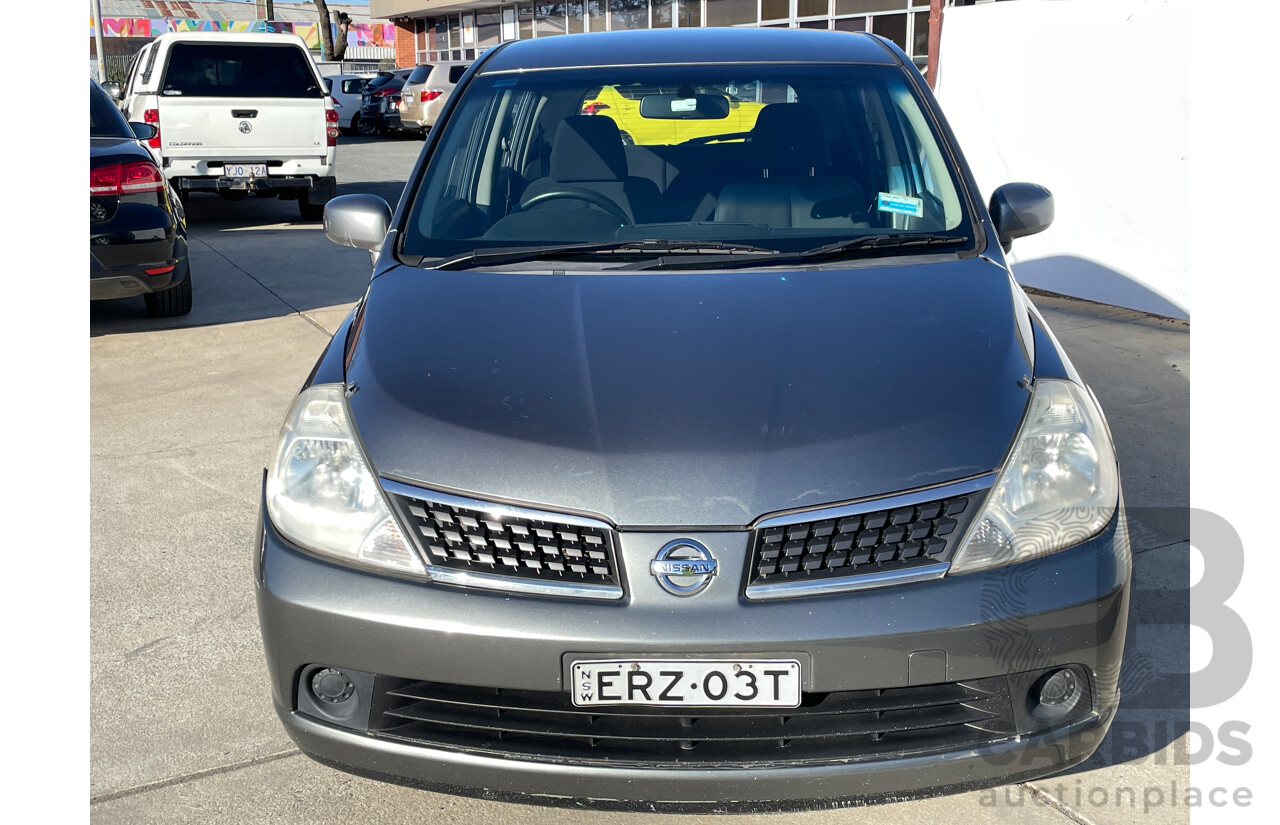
(381, 479, 614, 531)
(745, 562, 950, 601)
(381, 479, 623, 601)
(752, 474, 997, 530)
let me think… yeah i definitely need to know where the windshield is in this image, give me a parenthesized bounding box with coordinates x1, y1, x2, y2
(402, 63, 972, 262)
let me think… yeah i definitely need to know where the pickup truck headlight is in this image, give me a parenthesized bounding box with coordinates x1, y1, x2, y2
(949, 379, 1119, 574)
(265, 384, 425, 576)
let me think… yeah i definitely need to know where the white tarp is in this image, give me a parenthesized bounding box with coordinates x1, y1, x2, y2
(935, 0, 1189, 318)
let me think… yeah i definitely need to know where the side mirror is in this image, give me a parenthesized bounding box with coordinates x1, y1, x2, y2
(129, 122, 157, 141)
(989, 183, 1054, 253)
(101, 81, 122, 100)
(324, 194, 393, 260)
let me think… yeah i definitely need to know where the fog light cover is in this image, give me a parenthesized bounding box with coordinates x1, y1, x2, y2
(1029, 667, 1083, 722)
(311, 668, 355, 704)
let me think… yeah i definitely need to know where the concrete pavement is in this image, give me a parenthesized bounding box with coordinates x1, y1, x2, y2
(89, 137, 1191, 824)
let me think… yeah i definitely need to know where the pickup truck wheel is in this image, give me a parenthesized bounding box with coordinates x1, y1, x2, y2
(144, 264, 193, 318)
(298, 197, 325, 221)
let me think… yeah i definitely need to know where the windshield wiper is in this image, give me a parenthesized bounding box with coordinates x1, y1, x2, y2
(429, 240, 776, 271)
(799, 233, 970, 261)
(626, 233, 971, 271)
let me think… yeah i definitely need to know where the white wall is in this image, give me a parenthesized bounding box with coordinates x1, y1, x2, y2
(935, 0, 1189, 318)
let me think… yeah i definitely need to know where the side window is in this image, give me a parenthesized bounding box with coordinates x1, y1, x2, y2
(449, 66, 468, 84)
(140, 42, 160, 85)
(122, 51, 141, 100)
(342, 79, 364, 95)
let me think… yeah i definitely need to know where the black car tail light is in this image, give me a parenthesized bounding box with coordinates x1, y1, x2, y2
(90, 161, 164, 195)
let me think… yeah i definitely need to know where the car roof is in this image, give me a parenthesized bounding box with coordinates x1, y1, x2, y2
(478, 28, 898, 74)
(148, 31, 310, 47)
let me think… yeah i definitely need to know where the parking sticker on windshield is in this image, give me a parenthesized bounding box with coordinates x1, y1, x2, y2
(877, 192, 924, 218)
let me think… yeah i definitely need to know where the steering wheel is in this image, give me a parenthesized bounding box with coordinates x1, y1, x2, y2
(516, 187, 633, 226)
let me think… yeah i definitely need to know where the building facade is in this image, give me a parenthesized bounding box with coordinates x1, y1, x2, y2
(372, 0, 953, 70)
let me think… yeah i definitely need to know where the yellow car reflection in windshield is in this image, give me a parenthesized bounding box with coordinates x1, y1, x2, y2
(579, 85, 767, 146)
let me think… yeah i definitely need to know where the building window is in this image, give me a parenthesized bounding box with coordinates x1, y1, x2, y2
(536, 3, 568, 36)
(797, 0, 830, 18)
(611, 0, 649, 30)
(477, 10, 502, 47)
(678, 0, 702, 28)
(653, 0, 674, 26)
(705, 0, 755, 26)
(834, 0, 904, 13)
(761, 0, 787, 21)
(870, 10, 907, 50)
(912, 9, 929, 57)
(587, 0, 607, 32)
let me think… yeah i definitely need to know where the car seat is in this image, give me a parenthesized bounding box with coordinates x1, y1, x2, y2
(714, 102, 869, 229)
(519, 116, 661, 225)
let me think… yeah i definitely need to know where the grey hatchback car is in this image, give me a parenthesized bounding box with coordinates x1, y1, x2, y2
(256, 28, 1129, 810)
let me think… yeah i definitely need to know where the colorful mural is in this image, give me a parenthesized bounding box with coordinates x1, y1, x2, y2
(91, 17, 394, 49)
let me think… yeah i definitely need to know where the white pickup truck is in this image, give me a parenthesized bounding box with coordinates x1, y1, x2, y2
(116, 31, 338, 221)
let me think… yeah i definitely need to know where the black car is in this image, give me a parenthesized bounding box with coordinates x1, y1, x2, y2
(358, 69, 412, 137)
(259, 29, 1128, 810)
(90, 79, 191, 317)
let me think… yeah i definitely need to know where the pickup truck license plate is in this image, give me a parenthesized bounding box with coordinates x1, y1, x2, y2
(571, 659, 801, 707)
(224, 163, 268, 178)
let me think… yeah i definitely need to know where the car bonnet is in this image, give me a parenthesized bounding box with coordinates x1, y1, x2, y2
(344, 256, 1031, 527)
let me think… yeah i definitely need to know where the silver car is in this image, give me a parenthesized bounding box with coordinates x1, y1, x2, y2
(399, 61, 471, 134)
(255, 28, 1129, 811)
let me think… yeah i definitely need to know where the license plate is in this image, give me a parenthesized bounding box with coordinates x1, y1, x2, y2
(571, 659, 801, 708)
(223, 163, 268, 178)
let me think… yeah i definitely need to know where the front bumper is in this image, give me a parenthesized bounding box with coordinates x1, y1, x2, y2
(255, 490, 1130, 808)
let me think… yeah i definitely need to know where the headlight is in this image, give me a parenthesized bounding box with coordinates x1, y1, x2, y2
(949, 379, 1118, 574)
(265, 384, 425, 576)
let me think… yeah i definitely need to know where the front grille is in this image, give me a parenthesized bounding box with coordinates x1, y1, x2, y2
(747, 489, 985, 588)
(387, 487, 621, 589)
(366, 677, 1018, 767)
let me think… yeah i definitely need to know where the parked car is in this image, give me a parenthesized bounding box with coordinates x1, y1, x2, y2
(324, 72, 376, 135)
(579, 82, 767, 145)
(357, 69, 412, 137)
(257, 28, 1128, 810)
(90, 79, 191, 317)
(398, 61, 470, 136)
(114, 31, 338, 221)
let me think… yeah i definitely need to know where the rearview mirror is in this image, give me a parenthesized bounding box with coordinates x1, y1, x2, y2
(989, 183, 1054, 252)
(324, 194, 393, 262)
(129, 122, 157, 141)
(639, 94, 730, 120)
(101, 81, 122, 100)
